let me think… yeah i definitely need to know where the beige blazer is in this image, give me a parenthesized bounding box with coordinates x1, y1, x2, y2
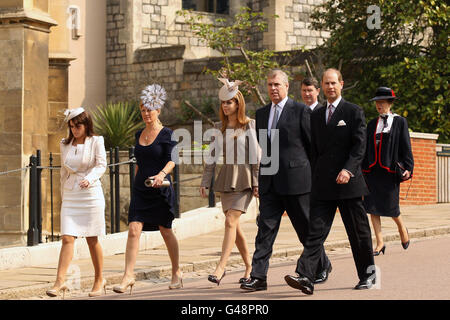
(201, 119, 260, 192)
(60, 135, 107, 197)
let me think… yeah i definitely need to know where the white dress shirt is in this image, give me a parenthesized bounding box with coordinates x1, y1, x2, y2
(308, 101, 319, 111)
(267, 96, 288, 138)
(268, 96, 288, 135)
(376, 112, 397, 134)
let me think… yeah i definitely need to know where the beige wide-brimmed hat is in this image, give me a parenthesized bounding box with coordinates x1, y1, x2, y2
(218, 78, 243, 101)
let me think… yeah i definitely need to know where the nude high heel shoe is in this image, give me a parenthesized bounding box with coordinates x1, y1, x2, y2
(169, 273, 183, 290)
(46, 282, 69, 299)
(113, 278, 136, 295)
(89, 279, 107, 297)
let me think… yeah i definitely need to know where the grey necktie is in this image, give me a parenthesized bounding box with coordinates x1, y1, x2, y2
(327, 104, 334, 124)
(270, 104, 279, 140)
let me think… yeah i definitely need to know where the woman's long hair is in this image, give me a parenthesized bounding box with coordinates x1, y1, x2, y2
(63, 111, 96, 144)
(219, 90, 250, 133)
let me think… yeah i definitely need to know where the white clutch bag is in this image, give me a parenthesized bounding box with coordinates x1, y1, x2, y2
(144, 177, 170, 187)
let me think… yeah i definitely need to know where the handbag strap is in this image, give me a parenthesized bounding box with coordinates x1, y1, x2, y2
(400, 176, 413, 200)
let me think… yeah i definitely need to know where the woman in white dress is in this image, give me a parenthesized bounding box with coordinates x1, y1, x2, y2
(46, 107, 107, 298)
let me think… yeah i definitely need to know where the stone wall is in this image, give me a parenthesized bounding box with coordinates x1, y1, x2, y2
(286, 0, 329, 49)
(105, 0, 328, 121)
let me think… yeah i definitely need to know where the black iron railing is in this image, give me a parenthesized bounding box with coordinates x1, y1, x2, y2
(26, 148, 216, 246)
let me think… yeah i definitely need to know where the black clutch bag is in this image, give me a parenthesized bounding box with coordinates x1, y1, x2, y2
(395, 162, 410, 182)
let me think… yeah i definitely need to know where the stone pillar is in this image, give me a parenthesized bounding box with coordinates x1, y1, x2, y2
(0, 1, 56, 247)
(262, 0, 293, 51)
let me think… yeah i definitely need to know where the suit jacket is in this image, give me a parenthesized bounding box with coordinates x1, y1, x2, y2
(362, 115, 414, 175)
(256, 98, 311, 195)
(306, 102, 323, 114)
(60, 135, 107, 197)
(310, 98, 369, 200)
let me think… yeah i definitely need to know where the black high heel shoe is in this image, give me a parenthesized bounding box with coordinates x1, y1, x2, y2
(402, 228, 410, 249)
(208, 270, 226, 286)
(373, 245, 386, 256)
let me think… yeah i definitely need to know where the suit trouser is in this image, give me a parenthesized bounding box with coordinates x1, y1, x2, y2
(296, 197, 375, 282)
(251, 190, 330, 281)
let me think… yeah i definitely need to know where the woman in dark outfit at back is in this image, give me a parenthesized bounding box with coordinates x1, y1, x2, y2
(362, 87, 414, 256)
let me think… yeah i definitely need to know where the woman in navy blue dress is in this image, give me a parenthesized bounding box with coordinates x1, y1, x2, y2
(113, 84, 182, 294)
(362, 87, 414, 256)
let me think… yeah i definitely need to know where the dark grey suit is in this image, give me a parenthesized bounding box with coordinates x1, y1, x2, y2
(251, 98, 329, 281)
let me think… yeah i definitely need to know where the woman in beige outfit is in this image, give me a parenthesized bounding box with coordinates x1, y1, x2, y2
(200, 79, 260, 285)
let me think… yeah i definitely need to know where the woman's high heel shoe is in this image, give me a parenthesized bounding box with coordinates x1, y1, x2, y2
(46, 282, 69, 299)
(208, 270, 226, 286)
(89, 278, 107, 297)
(402, 228, 410, 250)
(169, 273, 183, 290)
(113, 278, 135, 295)
(373, 245, 386, 256)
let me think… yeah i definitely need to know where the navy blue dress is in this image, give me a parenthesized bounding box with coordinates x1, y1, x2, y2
(128, 127, 177, 231)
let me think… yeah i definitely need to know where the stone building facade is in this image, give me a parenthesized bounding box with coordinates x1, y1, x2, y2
(0, 0, 444, 248)
(105, 0, 327, 124)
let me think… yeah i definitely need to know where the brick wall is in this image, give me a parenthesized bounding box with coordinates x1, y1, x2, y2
(400, 132, 439, 205)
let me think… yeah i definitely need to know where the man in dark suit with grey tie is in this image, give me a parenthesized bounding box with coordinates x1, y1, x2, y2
(240, 69, 330, 292)
(284, 68, 375, 295)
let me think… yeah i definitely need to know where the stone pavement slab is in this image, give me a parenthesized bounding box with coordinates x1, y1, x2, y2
(0, 203, 449, 299)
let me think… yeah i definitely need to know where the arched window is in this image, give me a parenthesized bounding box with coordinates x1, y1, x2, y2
(182, 0, 229, 14)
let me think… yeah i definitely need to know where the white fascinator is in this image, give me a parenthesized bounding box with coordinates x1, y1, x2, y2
(218, 78, 243, 101)
(140, 84, 167, 110)
(64, 107, 85, 122)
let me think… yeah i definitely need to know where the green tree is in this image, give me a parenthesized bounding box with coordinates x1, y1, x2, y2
(309, 0, 449, 142)
(177, 7, 287, 105)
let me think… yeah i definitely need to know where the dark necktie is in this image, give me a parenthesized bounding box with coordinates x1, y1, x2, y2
(380, 114, 388, 129)
(327, 104, 334, 124)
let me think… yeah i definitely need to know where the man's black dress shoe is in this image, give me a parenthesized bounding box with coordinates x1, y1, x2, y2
(284, 275, 314, 295)
(240, 277, 267, 291)
(354, 278, 376, 290)
(238, 277, 251, 284)
(314, 264, 332, 284)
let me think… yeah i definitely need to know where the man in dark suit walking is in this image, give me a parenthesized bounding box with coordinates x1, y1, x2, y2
(241, 69, 330, 292)
(284, 68, 375, 294)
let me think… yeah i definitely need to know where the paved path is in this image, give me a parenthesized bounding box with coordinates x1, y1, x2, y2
(1, 204, 449, 300)
(75, 234, 450, 301)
